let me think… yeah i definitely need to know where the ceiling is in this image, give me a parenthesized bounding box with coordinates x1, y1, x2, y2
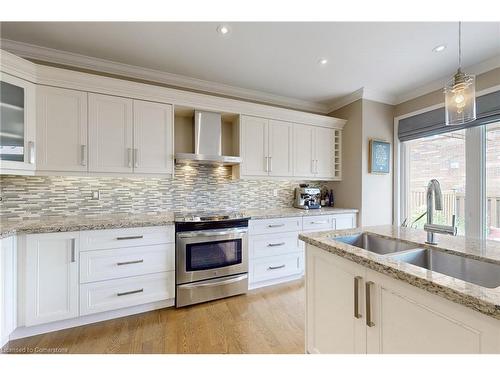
(1, 22, 499, 112)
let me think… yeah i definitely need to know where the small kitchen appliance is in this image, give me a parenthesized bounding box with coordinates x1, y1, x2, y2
(293, 184, 321, 210)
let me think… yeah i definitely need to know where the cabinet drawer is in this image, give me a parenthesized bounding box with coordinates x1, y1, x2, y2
(80, 225, 174, 251)
(333, 214, 356, 230)
(249, 217, 301, 235)
(250, 232, 300, 259)
(80, 243, 175, 283)
(80, 271, 174, 316)
(250, 252, 303, 284)
(302, 215, 335, 231)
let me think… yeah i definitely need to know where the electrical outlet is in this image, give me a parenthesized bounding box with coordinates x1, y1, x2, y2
(91, 191, 100, 200)
(273, 189, 278, 197)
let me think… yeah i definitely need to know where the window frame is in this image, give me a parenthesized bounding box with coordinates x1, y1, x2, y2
(394, 85, 500, 239)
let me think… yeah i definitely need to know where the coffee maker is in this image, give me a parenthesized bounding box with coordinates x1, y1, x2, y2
(293, 184, 321, 210)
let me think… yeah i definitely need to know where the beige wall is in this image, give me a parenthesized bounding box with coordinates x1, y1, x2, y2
(394, 67, 500, 117)
(361, 100, 394, 226)
(330, 100, 363, 217)
(330, 99, 394, 226)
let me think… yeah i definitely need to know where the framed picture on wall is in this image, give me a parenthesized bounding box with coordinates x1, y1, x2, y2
(369, 139, 391, 174)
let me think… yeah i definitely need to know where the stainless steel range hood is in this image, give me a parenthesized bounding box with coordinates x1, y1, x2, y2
(175, 110, 242, 166)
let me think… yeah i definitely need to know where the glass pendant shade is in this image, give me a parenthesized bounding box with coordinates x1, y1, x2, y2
(445, 69, 476, 125)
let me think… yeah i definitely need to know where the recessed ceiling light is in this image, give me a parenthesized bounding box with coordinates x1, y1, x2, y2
(217, 25, 230, 35)
(318, 58, 328, 65)
(432, 44, 447, 53)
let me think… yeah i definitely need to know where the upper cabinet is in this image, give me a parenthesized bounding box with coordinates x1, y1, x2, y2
(88, 93, 134, 173)
(240, 116, 294, 178)
(37, 86, 88, 172)
(0, 73, 36, 174)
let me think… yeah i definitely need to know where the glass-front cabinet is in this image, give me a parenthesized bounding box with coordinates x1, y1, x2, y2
(0, 72, 36, 173)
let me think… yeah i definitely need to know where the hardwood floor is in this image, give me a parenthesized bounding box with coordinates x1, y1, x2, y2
(5, 280, 305, 354)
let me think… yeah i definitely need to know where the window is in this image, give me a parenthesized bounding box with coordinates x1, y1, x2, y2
(406, 130, 466, 234)
(486, 122, 500, 241)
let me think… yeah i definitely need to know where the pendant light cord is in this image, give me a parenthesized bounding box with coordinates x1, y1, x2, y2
(458, 21, 462, 70)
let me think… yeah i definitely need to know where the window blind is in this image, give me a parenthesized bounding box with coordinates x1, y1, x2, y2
(398, 90, 500, 142)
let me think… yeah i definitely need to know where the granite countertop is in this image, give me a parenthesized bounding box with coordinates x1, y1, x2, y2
(1, 207, 358, 239)
(243, 207, 358, 220)
(0, 212, 176, 239)
(299, 225, 500, 320)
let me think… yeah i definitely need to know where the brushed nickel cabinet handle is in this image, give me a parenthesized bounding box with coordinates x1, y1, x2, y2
(268, 224, 285, 228)
(268, 242, 286, 247)
(268, 264, 286, 270)
(269, 156, 273, 172)
(80, 145, 87, 166)
(116, 235, 144, 241)
(117, 288, 143, 297)
(28, 141, 35, 164)
(354, 276, 362, 319)
(71, 239, 76, 263)
(134, 148, 138, 168)
(365, 281, 375, 327)
(310, 220, 328, 225)
(117, 259, 144, 266)
(127, 148, 132, 168)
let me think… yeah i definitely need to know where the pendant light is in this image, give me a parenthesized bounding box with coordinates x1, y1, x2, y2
(444, 21, 476, 125)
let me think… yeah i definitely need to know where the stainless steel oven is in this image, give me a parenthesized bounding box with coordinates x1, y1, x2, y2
(175, 216, 249, 307)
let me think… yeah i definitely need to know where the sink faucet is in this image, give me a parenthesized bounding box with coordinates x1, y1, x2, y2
(424, 179, 457, 245)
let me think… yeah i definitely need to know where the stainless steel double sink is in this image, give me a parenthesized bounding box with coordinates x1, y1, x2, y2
(333, 232, 500, 289)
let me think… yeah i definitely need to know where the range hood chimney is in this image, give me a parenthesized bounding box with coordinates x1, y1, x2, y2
(175, 110, 242, 166)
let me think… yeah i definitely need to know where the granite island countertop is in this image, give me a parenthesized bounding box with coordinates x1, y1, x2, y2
(1, 207, 358, 239)
(299, 225, 500, 320)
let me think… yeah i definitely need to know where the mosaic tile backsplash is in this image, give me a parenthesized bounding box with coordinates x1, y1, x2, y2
(0, 165, 327, 219)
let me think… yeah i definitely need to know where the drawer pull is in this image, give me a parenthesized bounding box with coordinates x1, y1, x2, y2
(116, 235, 144, 241)
(268, 242, 286, 247)
(117, 288, 144, 297)
(310, 221, 328, 225)
(268, 264, 286, 270)
(117, 259, 144, 266)
(354, 276, 362, 319)
(268, 224, 285, 228)
(365, 281, 375, 327)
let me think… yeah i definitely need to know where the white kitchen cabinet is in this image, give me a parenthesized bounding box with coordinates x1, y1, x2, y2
(1, 236, 17, 348)
(268, 119, 293, 177)
(240, 116, 293, 178)
(36, 86, 88, 172)
(0, 73, 36, 175)
(88, 93, 133, 173)
(240, 115, 269, 176)
(293, 124, 315, 178)
(306, 245, 366, 354)
(133, 100, 173, 174)
(25, 232, 79, 326)
(293, 124, 339, 179)
(306, 244, 500, 354)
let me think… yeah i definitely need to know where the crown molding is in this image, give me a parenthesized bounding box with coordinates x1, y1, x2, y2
(0, 38, 330, 114)
(395, 54, 500, 105)
(326, 87, 397, 113)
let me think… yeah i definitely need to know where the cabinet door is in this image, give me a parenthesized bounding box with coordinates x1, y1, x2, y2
(293, 124, 315, 178)
(0, 73, 36, 173)
(133, 100, 173, 174)
(240, 115, 268, 176)
(268, 119, 293, 176)
(88, 93, 133, 173)
(314, 127, 335, 178)
(306, 245, 366, 353)
(365, 269, 500, 354)
(1, 236, 16, 347)
(37, 86, 88, 172)
(25, 232, 79, 326)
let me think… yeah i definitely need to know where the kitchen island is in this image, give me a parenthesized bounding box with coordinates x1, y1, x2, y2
(299, 225, 500, 354)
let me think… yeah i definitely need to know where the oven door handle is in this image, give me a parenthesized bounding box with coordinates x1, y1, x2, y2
(177, 228, 248, 238)
(179, 274, 248, 288)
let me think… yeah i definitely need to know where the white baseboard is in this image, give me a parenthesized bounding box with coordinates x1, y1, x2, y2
(10, 298, 174, 341)
(249, 274, 304, 290)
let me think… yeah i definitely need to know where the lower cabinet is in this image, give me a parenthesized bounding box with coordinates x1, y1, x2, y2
(25, 232, 79, 326)
(306, 244, 500, 354)
(1, 236, 17, 347)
